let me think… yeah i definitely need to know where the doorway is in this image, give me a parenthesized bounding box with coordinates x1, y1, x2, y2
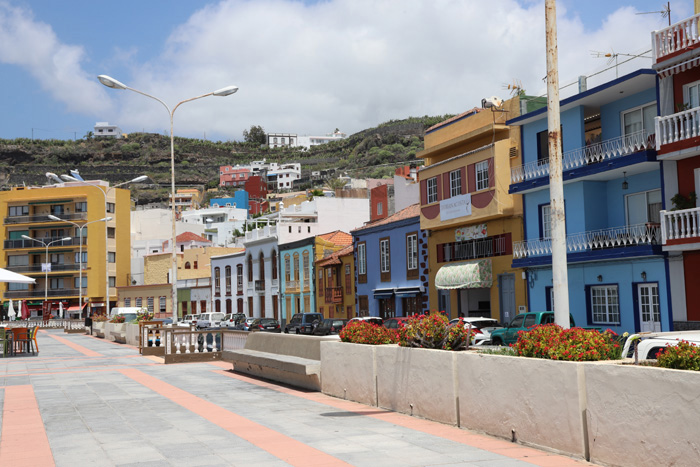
(638, 283, 661, 332)
(498, 273, 516, 324)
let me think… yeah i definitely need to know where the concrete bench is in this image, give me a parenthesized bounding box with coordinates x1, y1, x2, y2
(221, 332, 338, 391)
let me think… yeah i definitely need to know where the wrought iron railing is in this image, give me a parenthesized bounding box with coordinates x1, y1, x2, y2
(4, 212, 88, 225)
(255, 280, 265, 292)
(660, 208, 700, 243)
(510, 131, 654, 183)
(442, 236, 507, 262)
(4, 236, 84, 249)
(652, 13, 700, 63)
(513, 223, 660, 259)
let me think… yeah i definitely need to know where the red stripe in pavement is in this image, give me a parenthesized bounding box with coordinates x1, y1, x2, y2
(211, 366, 590, 467)
(119, 368, 351, 467)
(45, 333, 103, 357)
(0, 385, 55, 467)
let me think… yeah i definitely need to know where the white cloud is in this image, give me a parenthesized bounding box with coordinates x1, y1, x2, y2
(0, 1, 110, 115)
(0, 0, 668, 141)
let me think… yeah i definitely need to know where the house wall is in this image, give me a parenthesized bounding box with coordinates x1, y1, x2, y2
(279, 241, 316, 323)
(599, 87, 657, 140)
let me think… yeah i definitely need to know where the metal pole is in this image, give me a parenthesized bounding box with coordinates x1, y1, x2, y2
(545, 0, 570, 328)
(44, 243, 49, 305)
(170, 111, 178, 324)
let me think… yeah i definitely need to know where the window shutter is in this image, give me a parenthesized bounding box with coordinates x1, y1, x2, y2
(467, 164, 476, 193)
(488, 158, 495, 188)
(420, 179, 427, 205)
(442, 172, 451, 199)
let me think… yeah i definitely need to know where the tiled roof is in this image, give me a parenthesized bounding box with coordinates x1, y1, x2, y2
(316, 244, 354, 267)
(352, 204, 420, 232)
(317, 230, 352, 246)
(176, 232, 211, 243)
(426, 108, 483, 133)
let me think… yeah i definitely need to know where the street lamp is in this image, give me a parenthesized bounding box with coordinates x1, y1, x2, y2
(48, 215, 111, 319)
(56, 174, 148, 316)
(21, 235, 72, 314)
(98, 74, 238, 323)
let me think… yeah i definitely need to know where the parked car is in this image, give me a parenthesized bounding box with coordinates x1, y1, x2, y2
(220, 313, 246, 328)
(152, 318, 173, 326)
(383, 316, 412, 329)
(233, 317, 256, 331)
(177, 314, 199, 327)
(196, 312, 225, 329)
(621, 331, 700, 360)
(284, 313, 324, 334)
(449, 317, 503, 345)
(348, 316, 384, 327)
(490, 312, 585, 346)
(249, 318, 282, 333)
(313, 318, 348, 335)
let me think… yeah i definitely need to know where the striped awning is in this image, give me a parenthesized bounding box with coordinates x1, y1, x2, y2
(657, 56, 700, 79)
(435, 259, 493, 290)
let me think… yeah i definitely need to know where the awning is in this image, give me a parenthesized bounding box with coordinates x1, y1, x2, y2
(395, 286, 424, 297)
(0, 268, 36, 284)
(435, 259, 493, 290)
(67, 304, 88, 312)
(657, 56, 700, 79)
(373, 288, 395, 299)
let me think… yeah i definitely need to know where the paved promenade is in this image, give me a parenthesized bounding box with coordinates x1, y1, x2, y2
(0, 329, 601, 466)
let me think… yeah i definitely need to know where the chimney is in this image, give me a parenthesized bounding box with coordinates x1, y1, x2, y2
(409, 163, 417, 182)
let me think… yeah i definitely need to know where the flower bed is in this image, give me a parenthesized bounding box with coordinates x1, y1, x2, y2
(512, 324, 623, 361)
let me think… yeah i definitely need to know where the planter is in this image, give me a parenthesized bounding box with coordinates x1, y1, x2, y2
(320, 341, 700, 467)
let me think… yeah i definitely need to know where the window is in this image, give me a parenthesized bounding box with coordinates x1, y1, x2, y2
(345, 264, 351, 293)
(237, 264, 243, 292)
(50, 253, 64, 264)
(406, 233, 418, 277)
(284, 254, 291, 281)
(50, 205, 64, 215)
(193, 261, 198, 269)
(50, 278, 64, 289)
(147, 297, 154, 313)
(293, 253, 300, 281)
(622, 103, 655, 138)
(247, 255, 253, 282)
(124, 298, 131, 307)
(75, 251, 87, 263)
(225, 265, 232, 295)
(450, 169, 462, 197)
(303, 251, 310, 281)
(590, 285, 620, 325)
(214, 267, 221, 295)
(9, 205, 29, 217)
(357, 241, 367, 281)
(8, 282, 28, 291)
(427, 177, 438, 203)
(380, 238, 391, 276)
(74, 277, 87, 288)
(8, 255, 28, 266)
(75, 202, 87, 212)
(685, 80, 700, 109)
(108, 252, 115, 263)
(106, 202, 115, 213)
(377, 202, 383, 216)
(541, 204, 551, 239)
(271, 250, 278, 280)
(160, 296, 167, 313)
(109, 276, 115, 287)
(626, 189, 662, 225)
(135, 297, 142, 307)
(259, 252, 265, 280)
(107, 227, 115, 238)
(185, 262, 191, 269)
(476, 160, 489, 191)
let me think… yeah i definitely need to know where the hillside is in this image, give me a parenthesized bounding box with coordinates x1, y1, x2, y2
(0, 115, 453, 204)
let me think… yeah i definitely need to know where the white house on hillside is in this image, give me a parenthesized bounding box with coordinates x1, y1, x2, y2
(94, 122, 122, 138)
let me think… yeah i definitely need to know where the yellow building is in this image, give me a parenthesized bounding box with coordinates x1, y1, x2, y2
(416, 97, 527, 323)
(316, 244, 355, 319)
(0, 181, 130, 317)
(170, 188, 203, 212)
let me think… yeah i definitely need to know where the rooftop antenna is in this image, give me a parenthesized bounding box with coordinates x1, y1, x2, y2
(503, 79, 524, 97)
(590, 49, 651, 78)
(636, 2, 671, 27)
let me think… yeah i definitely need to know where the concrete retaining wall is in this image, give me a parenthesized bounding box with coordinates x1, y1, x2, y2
(320, 341, 699, 467)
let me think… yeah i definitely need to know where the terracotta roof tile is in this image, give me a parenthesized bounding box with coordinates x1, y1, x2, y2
(316, 244, 354, 267)
(352, 204, 420, 232)
(317, 230, 353, 246)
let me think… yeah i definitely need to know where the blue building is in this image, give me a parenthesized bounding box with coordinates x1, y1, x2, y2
(278, 237, 316, 325)
(210, 192, 249, 211)
(508, 69, 670, 334)
(352, 205, 430, 318)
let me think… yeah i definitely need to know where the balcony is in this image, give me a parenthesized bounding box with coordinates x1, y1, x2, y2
(285, 279, 299, 292)
(652, 13, 700, 64)
(325, 286, 343, 304)
(441, 235, 508, 262)
(3, 236, 84, 249)
(4, 212, 87, 225)
(510, 131, 655, 189)
(655, 108, 700, 156)
(660, 208, 700, 249)
(4, 263, 85, 274)
(4, 288, 79, 299)
(255, 280, 265, 293)
(513, 223, 661, 266)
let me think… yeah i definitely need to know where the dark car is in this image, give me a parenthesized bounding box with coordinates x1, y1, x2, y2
(249, 318, 282, 333)
(383, 316, 412, 329)
(284, 313, 324, 334)
(313, 318, 348, 335)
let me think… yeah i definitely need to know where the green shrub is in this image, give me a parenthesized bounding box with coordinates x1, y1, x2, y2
(398, 313, 473, 351)
(512, 324, 622, 361)
(656, 341, 700, 371)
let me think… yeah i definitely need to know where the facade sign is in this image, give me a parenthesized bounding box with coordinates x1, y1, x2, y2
(455, 223, 487, 242)
(440, 194, 471, 221)
(41, 263, 51, 272)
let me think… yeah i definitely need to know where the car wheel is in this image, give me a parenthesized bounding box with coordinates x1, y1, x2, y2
(295, 328, 300, 334)
(492, 337, 503, 346)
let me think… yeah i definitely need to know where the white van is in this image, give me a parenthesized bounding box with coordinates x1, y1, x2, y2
(110, 307, 146, 323)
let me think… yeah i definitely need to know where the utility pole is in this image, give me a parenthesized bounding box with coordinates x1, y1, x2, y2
(545, 0, 570, 328)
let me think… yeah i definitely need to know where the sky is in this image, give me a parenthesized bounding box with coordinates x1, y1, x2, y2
(0, 0, 693, 142)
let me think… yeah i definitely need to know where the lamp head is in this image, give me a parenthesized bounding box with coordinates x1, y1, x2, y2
(97, 75, 128, 90)
(104, 217, 113, 221)
(131, 175, 148, 183)
(48, 215, 62, 221)
(46, 172, 63, 184)
(61, 174, 79, 182)
(61, 237, 72, 242)
(213, 85, 239, 97)
(21, 235, 32, 241)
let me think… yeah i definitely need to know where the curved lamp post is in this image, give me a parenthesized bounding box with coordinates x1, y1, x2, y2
(97, 74, 238, 323)
(21, 235, 72, 314)
(56, 174, 148, 316)
(48, 215, 112, 319)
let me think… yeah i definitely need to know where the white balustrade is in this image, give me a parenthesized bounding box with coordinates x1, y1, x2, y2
(222, 330, 248, 350)
(514, 223, 660, 259)
(660, 208, 700, 243)
(652, 14, 700, 63)
(511, 131, 653, 183)
(655, 108, 700, 150)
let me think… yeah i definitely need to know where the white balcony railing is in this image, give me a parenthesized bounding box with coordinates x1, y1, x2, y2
(660, 208, 700, 243)
(655, 108, 700, 150)
(511, 131, 653, 184)
(652, 13, 700, 63)
(513, 223, 660, 259)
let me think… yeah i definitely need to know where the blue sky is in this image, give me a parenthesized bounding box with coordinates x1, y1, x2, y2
(0, 0, 692, 142)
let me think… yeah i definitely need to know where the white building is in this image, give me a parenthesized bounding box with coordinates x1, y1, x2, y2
(268, 130, 347, 149)
(276, 197, 370, 245)
(210, 250, 247, 316)
(241, 225, 279, 319)
(268, 163, 302, 191)
(394, 168, 420, 213)
(180, 206, 248, 246)
(94, 122, 123, 138)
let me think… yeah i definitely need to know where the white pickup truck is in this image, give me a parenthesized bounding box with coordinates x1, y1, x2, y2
(621, 331, 700, 360)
